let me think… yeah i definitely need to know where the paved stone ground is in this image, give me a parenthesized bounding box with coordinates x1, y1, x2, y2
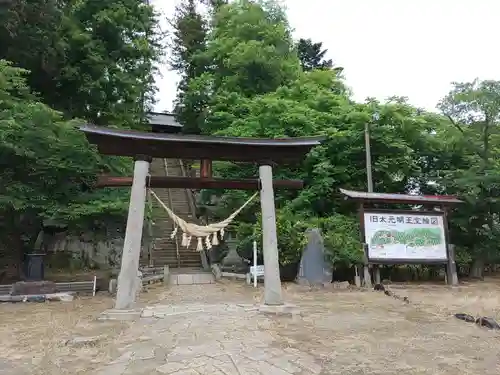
(2, 280, 500, 375)
(97, 302, 321, 375)
(88, 281, 500, 375)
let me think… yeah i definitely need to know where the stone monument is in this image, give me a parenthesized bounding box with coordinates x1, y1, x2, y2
(297, 228, 332, 286)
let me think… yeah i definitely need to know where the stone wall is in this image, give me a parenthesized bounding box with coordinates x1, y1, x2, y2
(42, 221, 149, 270)
(45, 231, 125, 270)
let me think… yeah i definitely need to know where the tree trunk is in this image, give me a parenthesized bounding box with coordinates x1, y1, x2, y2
(4, 212, 43, 281)
(469, 258, 485, 279)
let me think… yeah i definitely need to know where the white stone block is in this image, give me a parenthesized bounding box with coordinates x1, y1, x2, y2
(169, 274, 178, 285)
(98, 309, 142, 321)
(177, 274, 194, 285)
(193, 273, 214, 284)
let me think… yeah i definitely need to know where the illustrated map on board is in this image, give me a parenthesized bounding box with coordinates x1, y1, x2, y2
(363, 212, 447, 261)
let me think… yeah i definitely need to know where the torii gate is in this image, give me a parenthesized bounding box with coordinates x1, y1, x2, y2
(80, 125, 324, 309)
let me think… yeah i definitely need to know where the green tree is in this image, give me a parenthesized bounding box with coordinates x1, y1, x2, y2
(169, 0, 208, 134)
(0, 60, 130, 276)
(199, 0, 228, 11)
(0, 0, 162, 127)
(178, 0, 494, 276)
(438, 79, 500, 278)
(296, 38, 333, 72)
(185, 0, 438, 269)
(190, 0, 300, 135)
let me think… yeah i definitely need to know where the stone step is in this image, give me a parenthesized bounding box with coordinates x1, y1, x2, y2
(152, 259, 202, 268)
(153, 249, 201, 257)
(155, 256, 201, 263)
(154, 237, 198, 246)
(153, 250, 201, 260)
(156, 257, 202, 265)
(153, 254, 197, 263)
(169, 271, 215, 285)
(153, 251, 201, 260)
(149, 158, 201, 268)
(152, 211, 191, 218)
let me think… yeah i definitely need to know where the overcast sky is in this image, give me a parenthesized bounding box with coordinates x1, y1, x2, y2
(152, 0, 498, 113)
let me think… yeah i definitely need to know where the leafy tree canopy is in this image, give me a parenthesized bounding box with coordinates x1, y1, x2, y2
(0, 0, 162, 127)
(179, 0, 500, 273)
(0, 60, 130, 256)
(296, 38, 333, 72)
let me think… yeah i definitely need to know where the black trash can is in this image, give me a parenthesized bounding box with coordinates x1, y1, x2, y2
(24, 253, 46, 281)
(279, 261, 300, 282)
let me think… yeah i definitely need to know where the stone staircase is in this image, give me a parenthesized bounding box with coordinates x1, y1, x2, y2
(149, 158, 202, 269)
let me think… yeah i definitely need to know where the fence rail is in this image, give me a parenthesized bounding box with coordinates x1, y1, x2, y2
(0, 285, 10, 295)
(0, 278, 97, 296)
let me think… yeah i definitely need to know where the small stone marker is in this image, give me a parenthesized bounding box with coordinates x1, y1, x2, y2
(109, 279, 117, 294)
(297, 228, 332, 286)
(211, 264, 222, 280)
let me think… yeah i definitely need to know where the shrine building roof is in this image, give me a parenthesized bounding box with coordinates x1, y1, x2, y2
(340, 188, 463, 206)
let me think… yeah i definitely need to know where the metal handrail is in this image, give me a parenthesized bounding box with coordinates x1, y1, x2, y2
(146, 188, 154, 266)
(178, 160, 197, 217)
(178, 159, 210, 270)
(163, 158, 181, 268)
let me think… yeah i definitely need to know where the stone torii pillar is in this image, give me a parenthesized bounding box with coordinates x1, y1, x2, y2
(259, 163, 284, 305)
(115, 155, 151, 310)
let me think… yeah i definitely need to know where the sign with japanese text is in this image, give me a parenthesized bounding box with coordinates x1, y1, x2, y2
(250, 265, 265, 277)
(363, 211, 447, 261)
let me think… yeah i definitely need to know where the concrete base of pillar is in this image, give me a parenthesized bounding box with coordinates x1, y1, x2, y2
(98, 309, 142, 321)
(258, 303, 302, 318)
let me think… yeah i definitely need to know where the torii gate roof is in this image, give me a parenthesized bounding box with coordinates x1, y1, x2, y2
(80, 125, 324, 163)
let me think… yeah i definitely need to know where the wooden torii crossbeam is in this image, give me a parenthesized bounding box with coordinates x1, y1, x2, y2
(80, 125, 324, 310)
(96, 176, 304, 190)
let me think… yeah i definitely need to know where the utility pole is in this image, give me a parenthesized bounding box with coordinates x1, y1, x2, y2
(364, 122, 374, 193)
(363, 113, 379, 287)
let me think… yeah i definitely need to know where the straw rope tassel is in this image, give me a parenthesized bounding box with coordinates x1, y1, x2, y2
(170, 226, 178, 239)
(212, 232, 219, 246)
(196, 237, 203, 251)
(181, 232, 188, 247)
(205, 236, 212, 250)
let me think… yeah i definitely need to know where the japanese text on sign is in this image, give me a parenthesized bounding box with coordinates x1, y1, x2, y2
(368, 215, 438, 225)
